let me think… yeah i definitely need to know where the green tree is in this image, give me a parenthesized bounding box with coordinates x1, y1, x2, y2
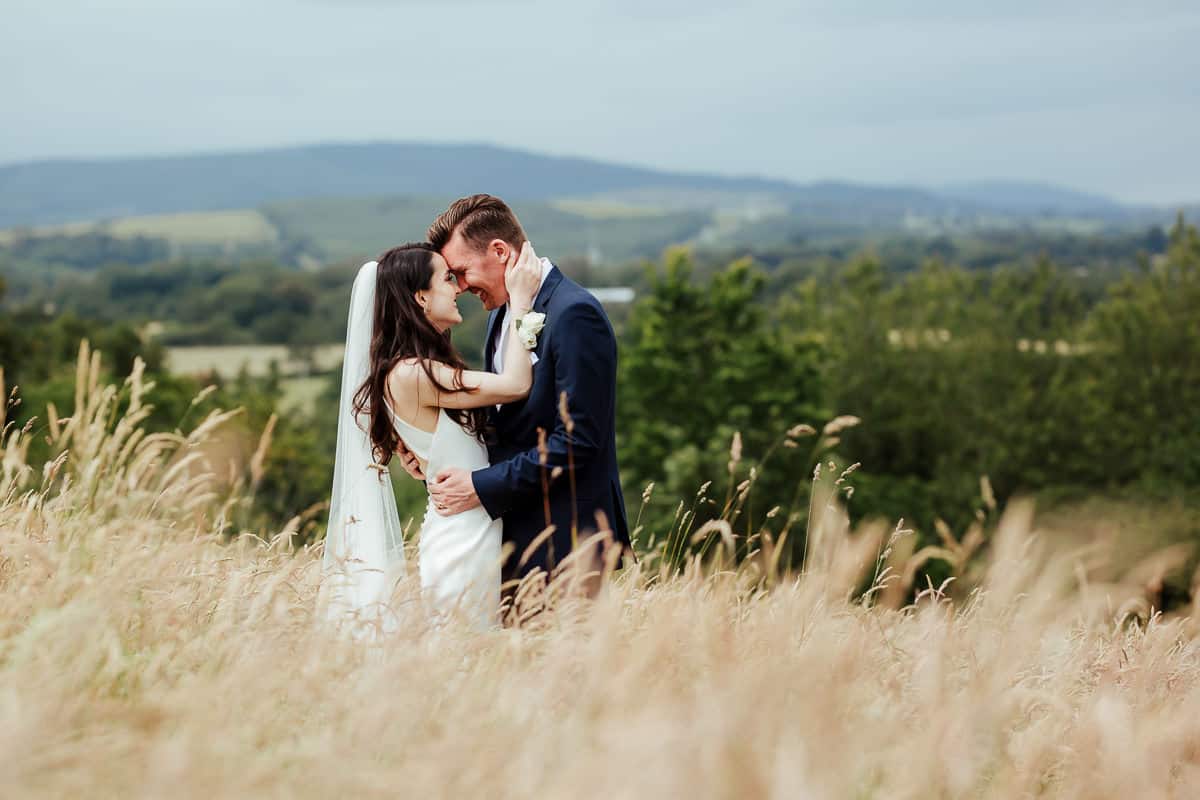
(618, 248, 826, 557)
(780, 252, 1116, 534)
(1087, 214, 1200, 486)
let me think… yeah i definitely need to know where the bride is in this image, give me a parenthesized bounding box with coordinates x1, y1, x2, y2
(321, 240, 542, 632)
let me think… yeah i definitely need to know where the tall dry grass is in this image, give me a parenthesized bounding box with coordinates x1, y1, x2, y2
(3, 345, 1200, 798)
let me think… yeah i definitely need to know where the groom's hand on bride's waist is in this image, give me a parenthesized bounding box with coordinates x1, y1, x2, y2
(428, 468, 482, 516)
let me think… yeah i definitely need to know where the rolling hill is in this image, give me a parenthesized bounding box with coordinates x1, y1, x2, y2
(2, 142, 1192, 270)
(0, 141, 1173, 232)
(0, 142, 802, 229)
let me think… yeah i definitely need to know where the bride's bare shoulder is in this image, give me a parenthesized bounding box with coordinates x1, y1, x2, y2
(387, 357, 450, 380)
(386, 358, 455, 405)
(385, 359, 421, 392)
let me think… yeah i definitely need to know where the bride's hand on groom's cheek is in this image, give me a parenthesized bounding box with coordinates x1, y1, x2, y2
(428, 468, 481, 516)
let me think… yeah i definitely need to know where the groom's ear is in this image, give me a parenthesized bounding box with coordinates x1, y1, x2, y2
(488, 238, 509, 264)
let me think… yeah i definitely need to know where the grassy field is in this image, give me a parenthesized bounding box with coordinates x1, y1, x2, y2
(4, 350, 1200, 798)
(549, 198, 672, 219)
(0, 195, 716, 265)
(105, 209, 279, 246)
(263, 195, 712, 264)
(0, 209, 279, 248)
(0, 219, 96, 244)
(278, 375, 331, 414)
(166, 344, 336, 417)
(165, 344, 344, 378)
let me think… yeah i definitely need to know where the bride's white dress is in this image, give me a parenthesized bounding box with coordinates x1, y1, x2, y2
(323, 259, 501, 636)
(390, 407, 501, 630)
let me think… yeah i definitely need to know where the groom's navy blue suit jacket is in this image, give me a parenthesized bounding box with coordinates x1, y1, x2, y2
(471, 265, 631, 580)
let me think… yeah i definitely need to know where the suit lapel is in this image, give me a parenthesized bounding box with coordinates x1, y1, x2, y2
(487, 265, 564, 371)
(483, 307, 503, 373)
(533, 265, 565, 314)
(494, 266, 565, 425)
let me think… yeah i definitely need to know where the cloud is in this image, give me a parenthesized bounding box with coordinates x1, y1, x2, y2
(0, 0, 1196, 202)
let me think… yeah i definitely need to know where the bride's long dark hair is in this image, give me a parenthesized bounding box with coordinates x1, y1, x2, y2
(353, 242, 488, 465)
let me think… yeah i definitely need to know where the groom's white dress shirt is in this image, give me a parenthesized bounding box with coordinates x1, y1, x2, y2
(492, 257, 554, 374)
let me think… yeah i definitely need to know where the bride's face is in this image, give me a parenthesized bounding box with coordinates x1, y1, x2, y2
(416, 254, 463, 332)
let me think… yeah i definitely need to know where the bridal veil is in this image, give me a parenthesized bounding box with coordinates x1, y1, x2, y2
(320, 260, 407, 632)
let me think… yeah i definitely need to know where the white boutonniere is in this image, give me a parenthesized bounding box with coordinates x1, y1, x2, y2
(516, 311, 546, 350)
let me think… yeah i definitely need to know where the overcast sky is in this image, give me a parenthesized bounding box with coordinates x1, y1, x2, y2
(4, 0, 1198, 204)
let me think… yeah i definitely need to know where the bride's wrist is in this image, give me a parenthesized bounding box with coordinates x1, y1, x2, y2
(511, 302, 533, 317)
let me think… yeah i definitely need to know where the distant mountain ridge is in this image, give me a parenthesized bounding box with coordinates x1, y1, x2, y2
(939, 181, 1123, 214)
(0, 142, 796, 229)
(0, 141, 1172, 231)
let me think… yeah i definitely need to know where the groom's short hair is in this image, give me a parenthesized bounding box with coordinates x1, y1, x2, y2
(428, 194, 526, 254)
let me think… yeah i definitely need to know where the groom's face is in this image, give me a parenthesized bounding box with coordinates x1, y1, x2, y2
(441, 229, 510, 311)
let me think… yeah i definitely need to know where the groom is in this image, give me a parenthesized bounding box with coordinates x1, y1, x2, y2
(418, 194, 631, 590)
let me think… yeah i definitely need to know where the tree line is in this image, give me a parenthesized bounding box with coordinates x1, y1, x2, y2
(2, 218, 1196, 572)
